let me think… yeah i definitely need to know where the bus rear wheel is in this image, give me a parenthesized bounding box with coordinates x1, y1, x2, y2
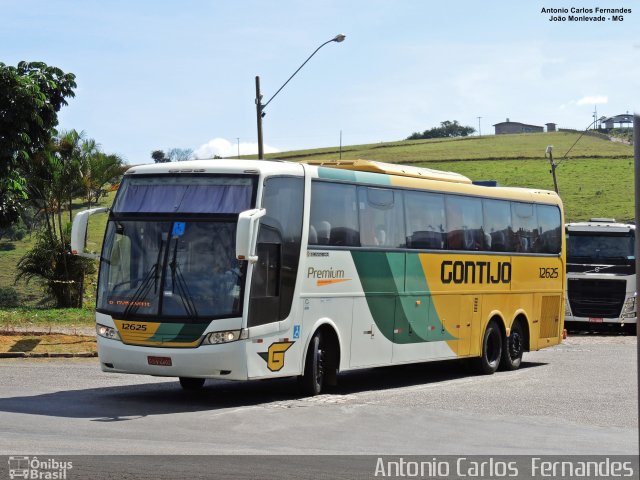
(501, 321, 524, 371)
(300, 331, 325, 396)
(474, 320, 502, 374)
(179, 377, 205, 390)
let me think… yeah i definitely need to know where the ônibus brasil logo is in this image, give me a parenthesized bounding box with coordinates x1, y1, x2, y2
(8, 456, 73, 480)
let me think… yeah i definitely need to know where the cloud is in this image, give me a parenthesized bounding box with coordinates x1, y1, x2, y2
(193, 138, 280, 159)
(576, 95, 608, 106)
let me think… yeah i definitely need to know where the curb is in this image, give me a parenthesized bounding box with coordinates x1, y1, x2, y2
(0, 352, 97, 359)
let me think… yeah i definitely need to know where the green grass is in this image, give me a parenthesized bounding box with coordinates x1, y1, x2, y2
(263, 131, 632, 163)
(0, 307, 95, 329)
(420, 157, 634, 223)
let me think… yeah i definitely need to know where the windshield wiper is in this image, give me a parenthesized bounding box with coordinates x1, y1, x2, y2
(122, 236, 165, 319)
(168, 239, 199, 320)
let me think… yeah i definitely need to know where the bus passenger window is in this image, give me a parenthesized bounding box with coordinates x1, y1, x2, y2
(511, 202, 538, 253)
(405, 191, 446, 250)
(535, 205, 561, 254)
(482, 199, 511, 252)
(309, 182, 359, 247)
(358, 187, 405, 248)
(445, 196, 485, 251)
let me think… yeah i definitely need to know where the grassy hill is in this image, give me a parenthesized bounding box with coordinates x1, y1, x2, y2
(264, 131, 634, 223)
(0, 131, 634, 306)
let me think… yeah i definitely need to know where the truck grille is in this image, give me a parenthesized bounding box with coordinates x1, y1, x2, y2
(567, 278, 626, 318)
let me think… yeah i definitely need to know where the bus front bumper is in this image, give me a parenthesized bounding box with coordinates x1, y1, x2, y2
(97, 336, 249, 380)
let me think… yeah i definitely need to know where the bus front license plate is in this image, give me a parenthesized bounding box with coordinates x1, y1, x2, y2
(148, 356, 172, 366)
(588, 318, 604, 323)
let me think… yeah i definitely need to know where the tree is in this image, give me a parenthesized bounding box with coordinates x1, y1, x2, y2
(151, 148, 193, 163)
(0, 61, 76, 228)
(16, 130, 122, 307)
(406, 120, 476, 140)
(81, 152, 124, 207)
(151, 149, 169, 163)
(167, 147, 193, 162)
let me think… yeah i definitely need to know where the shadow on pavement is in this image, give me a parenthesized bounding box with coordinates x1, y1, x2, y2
(0, 358, 546, 420)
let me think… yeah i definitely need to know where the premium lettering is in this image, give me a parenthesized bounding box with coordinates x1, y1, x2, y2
(307, 267, 345, 279)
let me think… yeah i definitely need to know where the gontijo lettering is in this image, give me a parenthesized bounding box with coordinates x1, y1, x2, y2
(441, 260, 511, 285)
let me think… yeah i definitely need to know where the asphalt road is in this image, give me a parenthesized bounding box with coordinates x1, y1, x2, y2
(0, 334, 637, 456)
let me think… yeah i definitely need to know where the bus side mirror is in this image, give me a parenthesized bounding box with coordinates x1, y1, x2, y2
(236, 208, 266, 263)
(71, 207, 109, 260)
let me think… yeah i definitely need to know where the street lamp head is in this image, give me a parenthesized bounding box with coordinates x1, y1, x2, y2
(333, 34, 346, 43)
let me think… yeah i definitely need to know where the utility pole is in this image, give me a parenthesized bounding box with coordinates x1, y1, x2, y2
(546, 145, 559, 194)
(339, 130, 342, 159)
(255, 76, 264, 159)
(237, 138, 240, 158)
(477, 116, 482, 136)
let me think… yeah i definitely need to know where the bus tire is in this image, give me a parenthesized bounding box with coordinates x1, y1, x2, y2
(300, 331, 325, 396)
(474, 320, 502, 374)
(501, 320, 524, 371)
(179, 377, 205, 390)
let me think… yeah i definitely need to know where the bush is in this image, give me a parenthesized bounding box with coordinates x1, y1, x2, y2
(0, 286, 20, 307)
(15, 225, 96, 308)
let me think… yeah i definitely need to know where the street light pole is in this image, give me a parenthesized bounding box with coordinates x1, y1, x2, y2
(255, 34, 346, 159)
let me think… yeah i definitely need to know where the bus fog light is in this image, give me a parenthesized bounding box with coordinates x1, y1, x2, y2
(204, 329, 244, 345)
(96, 324, 121, 341)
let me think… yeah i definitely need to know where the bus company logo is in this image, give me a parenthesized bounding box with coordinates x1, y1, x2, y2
(307, 251, 329, 257)
(258, 341, 294, 372)
(8, 456, 73, 479)
(307, 267, 352, 287)
(441, 260, 512, 285)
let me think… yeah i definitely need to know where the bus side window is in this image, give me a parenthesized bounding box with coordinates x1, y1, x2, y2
(535, 205, 561, 254)
(405, 191, 445, 250)
(309, 181, 359, 247)
(482, 199, 511, 253)
(511, 202, 538, 253)
(445, 195, 485, 251)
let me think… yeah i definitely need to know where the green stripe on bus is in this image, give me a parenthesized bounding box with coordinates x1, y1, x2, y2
(351, 251, 456, 344)
(148, 322, 208, 343)
(317, 167, 392, 186)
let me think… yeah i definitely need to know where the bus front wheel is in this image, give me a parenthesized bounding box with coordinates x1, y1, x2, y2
(474, 320, 502, 374)
(300, 331, 325, 396)
(179, 377, 205, 390)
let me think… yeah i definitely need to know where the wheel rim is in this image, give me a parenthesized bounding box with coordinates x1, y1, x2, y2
(509, 330, 523, 360)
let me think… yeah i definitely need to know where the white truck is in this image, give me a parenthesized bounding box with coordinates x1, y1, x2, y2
(565, 219, 636, 332)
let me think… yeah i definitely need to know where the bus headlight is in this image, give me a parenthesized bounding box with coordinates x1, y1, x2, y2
(203, 329, 247, 345)
(96, 324, 121, 341)
(620, 296, 636, 319)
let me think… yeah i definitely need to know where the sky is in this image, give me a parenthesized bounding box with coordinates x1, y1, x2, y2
(3, 0, 639, 164)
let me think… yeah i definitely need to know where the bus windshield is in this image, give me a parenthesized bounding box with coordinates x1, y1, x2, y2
(97, 220, 246, 321)
(567, 231, 635, 263)
(96, 174, 256, 321)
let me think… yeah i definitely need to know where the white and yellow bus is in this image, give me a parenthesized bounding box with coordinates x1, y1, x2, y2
(72, 159, 565, 395)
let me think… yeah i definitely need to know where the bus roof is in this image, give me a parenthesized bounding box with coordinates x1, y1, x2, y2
(302, 159, 472, 184)
(123, 158, 561, 206)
